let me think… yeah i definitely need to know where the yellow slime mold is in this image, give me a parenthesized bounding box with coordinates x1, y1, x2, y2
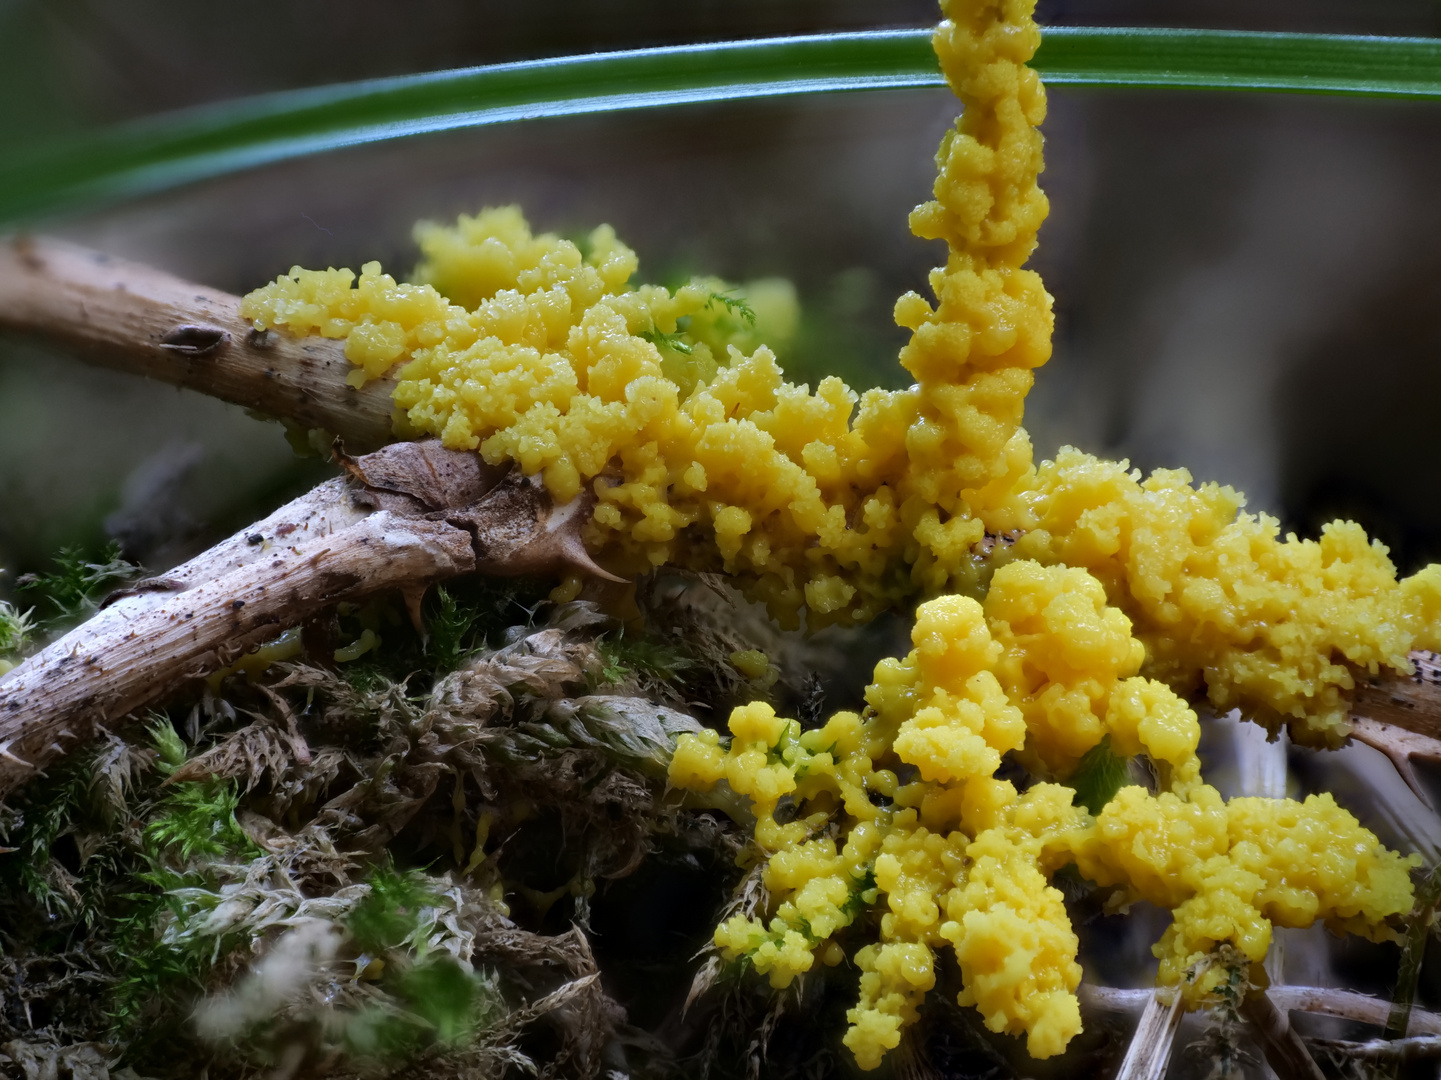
(244, 1, 1441, 741)
(670, 570, 1417, 1067)
(240, 0, 1436, 1067)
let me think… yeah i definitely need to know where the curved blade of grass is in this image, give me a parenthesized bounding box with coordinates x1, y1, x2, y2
(2, 28, 1441, 228)
(0, 31, 941, 229)
(1038, 27, 1441, 95)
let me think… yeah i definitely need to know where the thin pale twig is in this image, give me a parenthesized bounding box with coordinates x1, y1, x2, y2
(1112, 990, 1184, 1080)
(1240, 988, 1326, 1080)
(1083, 983, 1441, 1036)
(1309, 1034, 1441, 1063)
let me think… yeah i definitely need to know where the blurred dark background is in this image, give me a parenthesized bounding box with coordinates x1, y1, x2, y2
(3, 0, 1441, 578)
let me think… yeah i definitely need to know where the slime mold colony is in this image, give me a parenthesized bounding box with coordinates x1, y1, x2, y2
(239, 0, 1441, 1067)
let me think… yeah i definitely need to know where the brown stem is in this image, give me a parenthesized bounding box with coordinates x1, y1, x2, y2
(1352, 651, 1441, 738)
(0, 440, 618, 800)
(0, 509, 475, 797)
(0, 234, 395, 449)
(1240, 988, 1326, 1080)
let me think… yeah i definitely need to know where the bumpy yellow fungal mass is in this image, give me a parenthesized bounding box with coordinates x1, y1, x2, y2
(1012, 450, 1441, 742)
(670, 575, 1418, 1068)
(241, 0, 1438, 1066)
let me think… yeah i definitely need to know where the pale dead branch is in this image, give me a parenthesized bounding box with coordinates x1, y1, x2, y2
(1082, 983, 1441, 1037)
(1309, 1033, 1441, 1062)
(1239, 988, 1326, 1080)
(0, 234, 395, 449)
(0, 440, 617, 799)
(1350, 657, 1441, 806)
(1111, 990, 1183, 1080)
(0, 508, 473, 796)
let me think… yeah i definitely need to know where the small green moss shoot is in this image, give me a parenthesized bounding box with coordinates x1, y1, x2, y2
(1069, 736, 1131, 815)
(596, 631, 692, 687)
(348, 862, 440, 954)
(427, 579, 554, 671)
(638, 328, 694, 355)
(100, 720, 262, 1034)
(705, 290, 757, 326)
(0, 597, 34, 656)
(5, 755, 95, 918)
(344, 862, 504, 1058)
(15, 540, 139, 630)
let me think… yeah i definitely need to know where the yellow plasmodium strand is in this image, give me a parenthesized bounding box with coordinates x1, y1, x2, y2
(669, 565, 1418, 1069)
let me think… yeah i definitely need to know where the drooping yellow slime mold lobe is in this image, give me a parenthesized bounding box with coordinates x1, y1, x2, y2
(670, 566, 1418, 1068)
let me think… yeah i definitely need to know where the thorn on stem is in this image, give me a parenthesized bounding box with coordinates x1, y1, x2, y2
(1348, 715, 1441, 808)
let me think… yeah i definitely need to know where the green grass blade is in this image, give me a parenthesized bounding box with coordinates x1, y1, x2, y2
(2, 28, 1441, 228)
(0, 32, 941, 228)
(1037, 27, 1441, 96)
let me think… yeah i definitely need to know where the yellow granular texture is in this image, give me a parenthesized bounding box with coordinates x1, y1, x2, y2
(1073, 787, 1417, 995)
(241, 0, 1441, 736)
(984, 560, 1146, 776)
(240, 0, 1441, 736)
(672, 589, 1090, 1065)
(242, 0, 1053, 631)
(1010, 448, 1441, 742)
(670, 573, 1418, 1069)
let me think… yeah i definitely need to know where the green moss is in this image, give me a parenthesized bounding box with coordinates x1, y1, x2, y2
(1069, 736, 1130, 815)
(348, 956, 502, 1057)
(705, 290, 757, 327)
(0, 598, 33, 656)
(348, 863, 439, 954)
(597, 630, 692, 687)
(3, 757, 93, 917)
(638, 328, 694, 355)
(416, 578, 552, 676)
(15, 540, 139, 631)
(143, 720, 258, 863)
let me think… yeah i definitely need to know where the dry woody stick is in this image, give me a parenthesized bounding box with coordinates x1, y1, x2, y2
(1111, 990, 1184, 1080)
(0, 234, 396, 449)
(1083, 984, 1441, 1037)
(0, 492, 474, 796)
(0, 440, 618, 798)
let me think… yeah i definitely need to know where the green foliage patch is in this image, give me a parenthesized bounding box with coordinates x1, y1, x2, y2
(15, 541, 139, 631)
(1069, 736, 1130, 815)
(597, 630, 693, 687)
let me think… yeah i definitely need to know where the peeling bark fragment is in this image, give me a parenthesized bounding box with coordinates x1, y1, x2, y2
(1348, 650, 1441, 803)
(1353, 650, 1441, 737)
(445, 470, 624, 583)
(1347, 715, 1441, 807)
(334, 438, 507, 510)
